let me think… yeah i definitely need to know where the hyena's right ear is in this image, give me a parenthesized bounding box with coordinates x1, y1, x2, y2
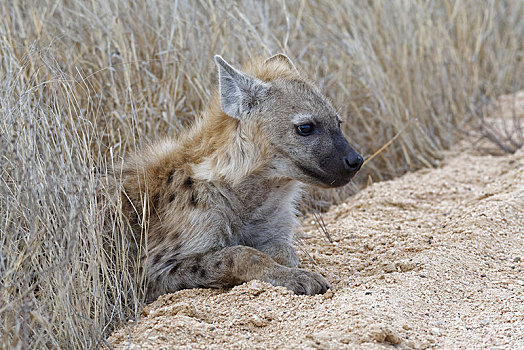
(214, 55, 269, 120)
(264, 53, 299, 73)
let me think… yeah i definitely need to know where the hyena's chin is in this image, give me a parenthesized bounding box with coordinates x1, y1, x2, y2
(315, 175, 355, 188)
(296, 162, 357, 188)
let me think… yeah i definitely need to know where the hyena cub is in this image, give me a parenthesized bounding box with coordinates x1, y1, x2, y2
(116, 54, 363, 301)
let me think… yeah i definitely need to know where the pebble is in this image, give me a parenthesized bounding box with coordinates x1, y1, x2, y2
(246, 280, 267, 296)
(323, 289, 334, 299)
(340, 337, 352, 344)
(250, 315, 267, 327)
(396, 259, 417, 272)
(431, 327, 442, 336)
(382, 262, 396, 273)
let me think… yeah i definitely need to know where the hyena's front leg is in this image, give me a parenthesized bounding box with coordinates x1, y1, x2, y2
(257, 241, 299, 268)
(148, 245, 329, 301)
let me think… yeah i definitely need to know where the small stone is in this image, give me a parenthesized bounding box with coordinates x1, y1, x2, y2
(246, 280, 267, 296)
(250, 315, 267, 327)
(514, 256, 521, 263)
(365, 324, 401, 344)
(323, 289, 334, 299)
(431, 327, 442, 336)
(384, 277, 395, 284)
(365, 291, 372, 295)
(382, 262, 396, 273)
(396, 260, 417, 272)
(340, 337, 352, 344)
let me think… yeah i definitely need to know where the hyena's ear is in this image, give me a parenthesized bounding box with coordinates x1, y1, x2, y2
(214, 55, 269, 120)
(264, 53, 298, 73)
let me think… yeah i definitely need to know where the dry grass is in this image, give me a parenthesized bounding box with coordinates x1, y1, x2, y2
(0, 0, 522, 348)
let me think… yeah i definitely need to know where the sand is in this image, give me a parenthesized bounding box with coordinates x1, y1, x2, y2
(108, 96, 523, 349)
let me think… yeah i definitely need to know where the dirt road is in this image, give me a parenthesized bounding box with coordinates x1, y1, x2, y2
(108, 139, 523, 349)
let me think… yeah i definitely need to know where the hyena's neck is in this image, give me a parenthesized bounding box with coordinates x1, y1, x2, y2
(186, 111, 273, 187)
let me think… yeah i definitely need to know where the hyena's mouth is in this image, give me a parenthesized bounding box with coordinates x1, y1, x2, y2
(295, 162, 354, 188)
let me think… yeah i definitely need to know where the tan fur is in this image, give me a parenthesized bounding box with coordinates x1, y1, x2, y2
(109, 54, 362, 301)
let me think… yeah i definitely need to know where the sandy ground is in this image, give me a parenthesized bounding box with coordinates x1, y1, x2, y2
(108, 96, 523, 349)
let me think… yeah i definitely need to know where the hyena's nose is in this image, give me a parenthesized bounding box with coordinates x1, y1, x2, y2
(344, 153, 363, 172)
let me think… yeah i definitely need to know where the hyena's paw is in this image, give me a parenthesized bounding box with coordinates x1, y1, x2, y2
(265, 267, 330, 295)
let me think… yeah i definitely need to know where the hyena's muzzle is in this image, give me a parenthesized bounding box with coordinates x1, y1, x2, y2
(302, 129, 363, 188)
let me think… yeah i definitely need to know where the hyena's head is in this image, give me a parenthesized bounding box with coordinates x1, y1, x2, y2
(214, 54, 363, 188)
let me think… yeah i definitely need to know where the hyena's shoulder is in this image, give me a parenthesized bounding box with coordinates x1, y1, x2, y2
(118, 136, 240, 246)
(118, 140, 189, 212)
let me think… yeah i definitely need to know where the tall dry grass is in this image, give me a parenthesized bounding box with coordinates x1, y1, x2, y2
(1, 0, 522, 348)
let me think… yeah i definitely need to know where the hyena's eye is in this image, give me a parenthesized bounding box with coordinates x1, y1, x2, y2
(295, 124, 315, 136)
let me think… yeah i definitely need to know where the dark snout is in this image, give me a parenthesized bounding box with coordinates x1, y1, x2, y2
(319, 131, 363, 187)
(296, 129, 364, 188)
(343, 150, 364, 173)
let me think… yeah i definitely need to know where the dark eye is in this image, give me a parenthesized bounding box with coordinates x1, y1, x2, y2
(295, 124, 315, 136)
